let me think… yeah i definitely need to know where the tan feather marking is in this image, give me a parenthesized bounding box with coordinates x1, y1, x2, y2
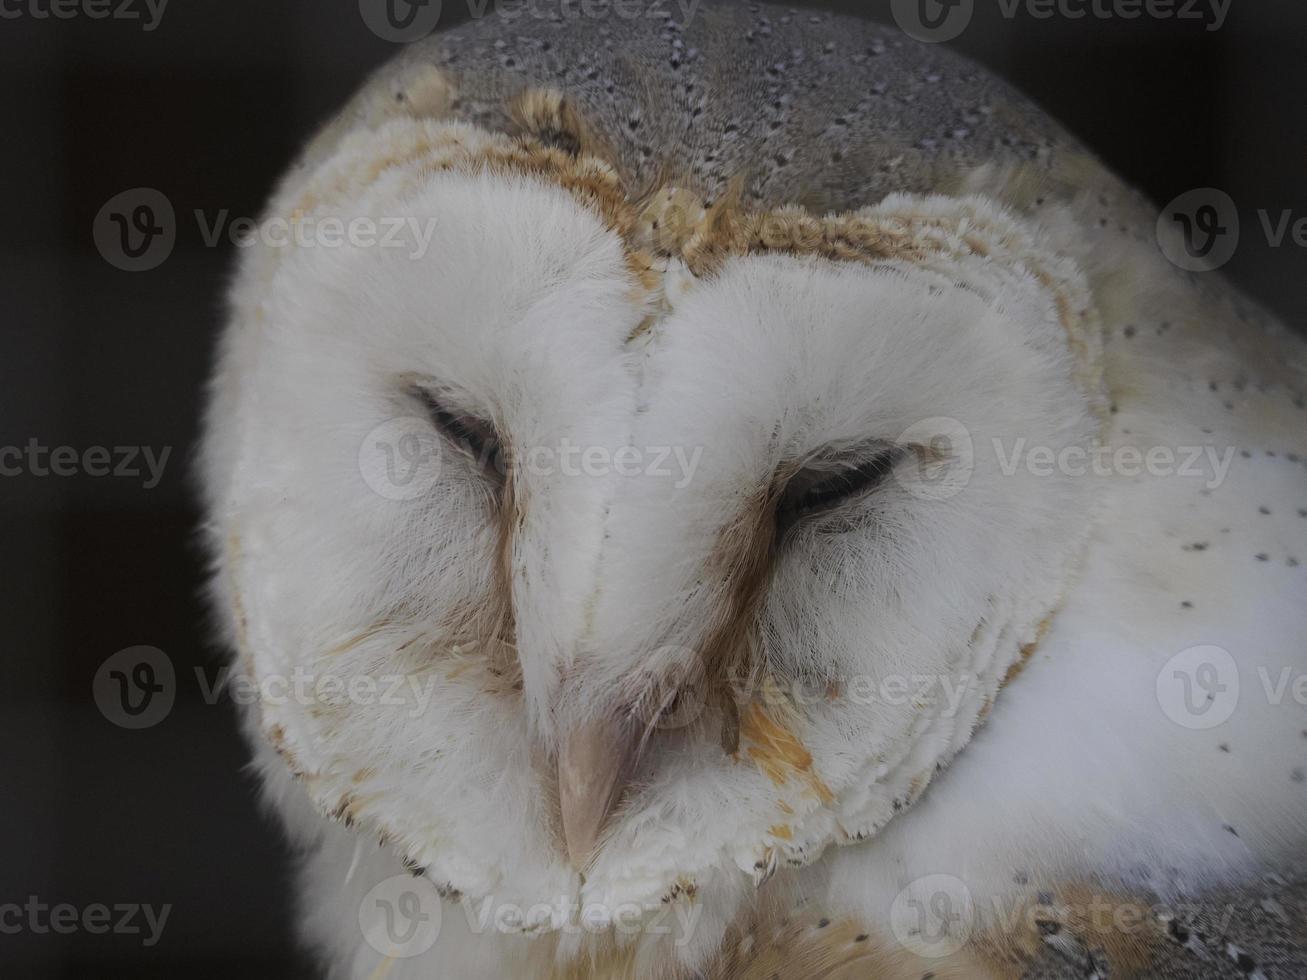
(263, 722, 305, 779)
(709, 885, 1183, 980)
(507, 87, 612, 163)
(494, 471, 519, 632)
(691, 484, 783, 751)
(285, 120, 658, 302)
(633, 185, 710, 257)
(970, 884, 1170, 979)
(321, 620, 397, 658)
(328, 791, 386, 829)
(536, 935, 645, 980)
(742, 701, 811, 785)
(224, 530, 256, 680)
(712, 911, 1003, 980)
(1001, 613, 1055, 688)
(740, 684, 835, 806)
(681, 202, 930, 279)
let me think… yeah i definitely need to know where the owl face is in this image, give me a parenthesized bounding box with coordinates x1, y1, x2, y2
(203, 118, 1104, 934)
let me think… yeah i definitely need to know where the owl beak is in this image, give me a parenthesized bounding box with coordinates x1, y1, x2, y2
(557, 718, 636, 872)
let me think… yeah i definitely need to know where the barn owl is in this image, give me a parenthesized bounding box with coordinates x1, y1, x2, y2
(199, 3, 1307, 977)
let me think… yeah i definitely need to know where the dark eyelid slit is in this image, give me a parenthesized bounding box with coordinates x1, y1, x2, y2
(779, 444, 906, 523)
(414, 387, 503, 478)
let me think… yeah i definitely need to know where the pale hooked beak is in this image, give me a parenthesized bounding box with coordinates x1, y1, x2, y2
(557, 717, 639, 872)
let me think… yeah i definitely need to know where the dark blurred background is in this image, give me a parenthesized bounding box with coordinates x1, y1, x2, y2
(1, 1, 1304, 976)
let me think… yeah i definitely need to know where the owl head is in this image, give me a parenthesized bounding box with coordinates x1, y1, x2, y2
(200, 103, 1105, 957)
